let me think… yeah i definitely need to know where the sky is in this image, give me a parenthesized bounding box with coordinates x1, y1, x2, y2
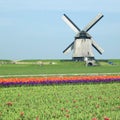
(0, 0, 120, 60)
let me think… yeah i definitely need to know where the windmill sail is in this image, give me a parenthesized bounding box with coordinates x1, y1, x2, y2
(92, 39, 104, 54)
(83, 13, 103, 32)
(63, 42, 74, 54)
(62, 14, 81, 34)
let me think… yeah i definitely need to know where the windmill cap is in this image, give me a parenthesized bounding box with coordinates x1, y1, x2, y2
(75, 31, 91, 39)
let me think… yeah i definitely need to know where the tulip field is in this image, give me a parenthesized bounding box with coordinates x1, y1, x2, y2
(0, 59, 120, 119)
(0, 75, 120, 86)
(0, 81, 120, 120)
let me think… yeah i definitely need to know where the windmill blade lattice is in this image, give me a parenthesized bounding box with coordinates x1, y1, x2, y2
(83, 13, 103, 32)
(62, 14, 81, 34)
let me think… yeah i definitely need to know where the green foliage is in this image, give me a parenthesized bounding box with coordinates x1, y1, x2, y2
(0, 60, 13, 64)
(0, 83, 119, 119)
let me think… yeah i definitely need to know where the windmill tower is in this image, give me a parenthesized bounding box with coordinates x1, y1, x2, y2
(62, 13, 104, 61)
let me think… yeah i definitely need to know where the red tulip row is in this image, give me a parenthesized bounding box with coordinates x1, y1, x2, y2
(0, 75, 120, 86)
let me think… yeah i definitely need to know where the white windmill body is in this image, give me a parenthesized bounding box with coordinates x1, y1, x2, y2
(73, 38, 94, 60)
(62, 13, 104, 61)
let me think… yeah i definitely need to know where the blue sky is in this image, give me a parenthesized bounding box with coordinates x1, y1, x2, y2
(0, 0, 120, 60)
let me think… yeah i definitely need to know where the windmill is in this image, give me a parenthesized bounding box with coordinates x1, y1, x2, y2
(62, 13, 104, 61)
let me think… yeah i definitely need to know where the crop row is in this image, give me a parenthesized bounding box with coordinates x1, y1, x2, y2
(0, 75, 120, 86)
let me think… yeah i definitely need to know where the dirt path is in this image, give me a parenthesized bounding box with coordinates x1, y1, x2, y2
(0, 73, 120, 78)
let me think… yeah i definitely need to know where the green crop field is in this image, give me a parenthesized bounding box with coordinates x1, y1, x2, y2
(0, 83, 120, 120)
(0, 59, 120, 120)
(0, 59, 120, 76)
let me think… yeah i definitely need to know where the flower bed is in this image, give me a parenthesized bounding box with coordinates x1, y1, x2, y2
(0, 75, 120, 86)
